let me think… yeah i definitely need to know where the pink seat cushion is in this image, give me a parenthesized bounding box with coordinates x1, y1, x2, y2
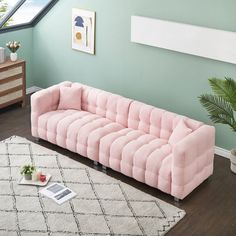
(57, 86, 82, 110)
(168, 119, 192, 145)
(37, 109, 125, 161)
(99, 127, 172, 193)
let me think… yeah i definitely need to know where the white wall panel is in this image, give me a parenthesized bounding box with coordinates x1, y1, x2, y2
(131, 16, 236, 64)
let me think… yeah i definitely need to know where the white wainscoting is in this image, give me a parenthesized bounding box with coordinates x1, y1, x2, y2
(26, 86, 42, 95)
(131, 16, 236, 64)
(215, 146, 230, 159)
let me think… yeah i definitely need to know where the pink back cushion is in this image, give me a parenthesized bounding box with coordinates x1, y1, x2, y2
(72, 83, 132, 127)
(58, 82, 203, 136)
(168, 119, 192, 145)
(57, 86, 82, 110)
(128, 101, 203, 139)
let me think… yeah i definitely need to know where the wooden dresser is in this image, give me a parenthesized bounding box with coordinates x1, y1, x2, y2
(0, 59, 26, 109)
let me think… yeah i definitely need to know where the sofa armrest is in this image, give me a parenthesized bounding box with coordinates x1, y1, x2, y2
(31, 81, 72, 137)
(171, 125, 215, 199)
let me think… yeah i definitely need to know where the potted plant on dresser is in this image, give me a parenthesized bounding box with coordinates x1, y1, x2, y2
(6, 41, 21, 62)
(199, 77, 236, 173)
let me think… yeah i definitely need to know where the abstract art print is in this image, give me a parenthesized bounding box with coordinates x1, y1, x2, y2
(72, 9, 95, 54)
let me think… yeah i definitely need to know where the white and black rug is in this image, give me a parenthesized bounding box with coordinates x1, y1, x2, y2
(0, 136, 185, 236)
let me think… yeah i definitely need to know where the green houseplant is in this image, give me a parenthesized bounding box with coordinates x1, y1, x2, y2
(20, 164, 36, 180)
(199, 77, 236, 174)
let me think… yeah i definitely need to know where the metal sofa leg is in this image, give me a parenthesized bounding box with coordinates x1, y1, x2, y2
(174, 197, 180, 202)
(102, 165, 107, 173)
(93, 161, 99, 170)
(35, 137, 40, 142)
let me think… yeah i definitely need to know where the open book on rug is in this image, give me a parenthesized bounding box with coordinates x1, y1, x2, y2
(40, 183, 77, 205)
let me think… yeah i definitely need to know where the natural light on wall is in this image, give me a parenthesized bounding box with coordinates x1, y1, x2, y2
(0, 0, 57, 30)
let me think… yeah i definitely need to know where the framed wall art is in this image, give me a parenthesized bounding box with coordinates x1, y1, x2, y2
(72, 8, 95, 54)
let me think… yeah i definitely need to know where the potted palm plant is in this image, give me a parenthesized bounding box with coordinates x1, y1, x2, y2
(20, 164, 36, 180)
(199, 77, 236, 174)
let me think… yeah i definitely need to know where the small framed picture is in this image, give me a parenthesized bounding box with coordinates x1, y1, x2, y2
(72, 8, 96, 54)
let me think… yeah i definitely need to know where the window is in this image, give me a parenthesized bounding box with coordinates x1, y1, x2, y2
(0, 0, 18, 21)
(0, 0, 58, 32)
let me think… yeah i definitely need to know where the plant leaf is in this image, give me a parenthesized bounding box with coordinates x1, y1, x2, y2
(199, 94, 234, 117)
(209, 77, 236, 111)
(210, 114, 236, 131)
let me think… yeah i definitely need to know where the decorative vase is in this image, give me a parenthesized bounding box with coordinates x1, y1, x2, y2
(24, 174, 32, 180)
(0, 47, 5, 63)
(32, 171, 38, 181)
(230, 149, 236, 174)
(10, 52, 17, 62)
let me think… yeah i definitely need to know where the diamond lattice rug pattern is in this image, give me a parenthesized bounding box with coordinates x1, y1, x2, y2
(0, 136, 185, 236)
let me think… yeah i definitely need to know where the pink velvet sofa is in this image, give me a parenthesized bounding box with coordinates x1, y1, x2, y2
(31, 81, 215, 200)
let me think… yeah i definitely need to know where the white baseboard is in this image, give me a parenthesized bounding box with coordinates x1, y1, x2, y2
(215, 146, 230, 159)
(26, 86, 42, 95)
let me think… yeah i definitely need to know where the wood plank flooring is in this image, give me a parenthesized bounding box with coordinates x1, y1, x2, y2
(0, 99, 236, 236)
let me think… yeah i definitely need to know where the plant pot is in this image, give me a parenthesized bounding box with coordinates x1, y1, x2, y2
(24, 174, 32, 180)
(10, 52, 17, 62)
(230, 149, 236, 174)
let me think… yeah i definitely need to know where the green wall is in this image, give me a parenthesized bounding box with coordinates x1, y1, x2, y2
(32, 0, 236, 150)
(0, 28, 34, 87)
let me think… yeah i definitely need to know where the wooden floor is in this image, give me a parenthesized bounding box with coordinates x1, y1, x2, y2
(0, 99, 236, 236)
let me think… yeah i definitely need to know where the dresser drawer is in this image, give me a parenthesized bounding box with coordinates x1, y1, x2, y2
(0, 66, 23, 81)
(0, 59, 26, 109)
(0, 90, 22, 105)
(0, 78, 22, 93)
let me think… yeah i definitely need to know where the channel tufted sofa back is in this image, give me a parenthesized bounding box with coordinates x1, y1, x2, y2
(71, 82, 203, 141)
(75, 83, 132, 127)
(128, 100, 203, 140)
